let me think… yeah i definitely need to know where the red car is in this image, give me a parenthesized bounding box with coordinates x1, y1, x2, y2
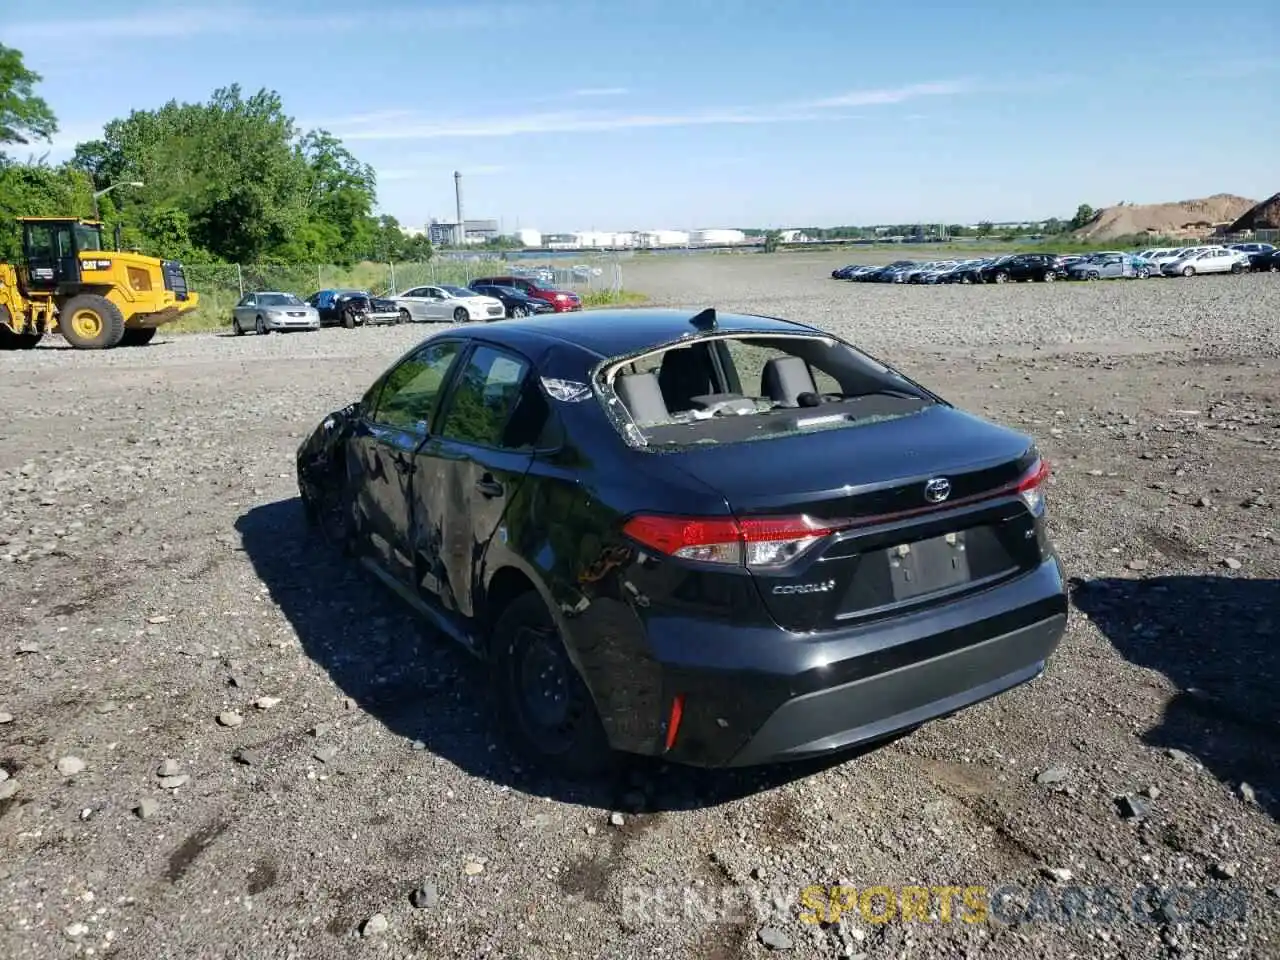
(471, 275, 582, 312)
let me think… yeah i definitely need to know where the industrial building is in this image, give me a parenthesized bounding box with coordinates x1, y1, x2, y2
(427, 218, 501, 246)
(689, 228, 747, 246)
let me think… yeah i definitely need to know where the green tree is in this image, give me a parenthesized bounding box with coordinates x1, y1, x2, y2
(0, 43, 57, 151)
(1069, 204, 1095, 230)
(976, 221, 994, 237)
(762, 229, 781, 253)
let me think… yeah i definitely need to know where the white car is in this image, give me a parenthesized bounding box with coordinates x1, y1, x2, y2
(1161, 246, 1249, 277)
(390, 284, 507, 323)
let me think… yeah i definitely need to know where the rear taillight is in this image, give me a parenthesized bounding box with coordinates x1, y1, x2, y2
(1013, 458, 1050, 517)
(622, 514, 842, 569)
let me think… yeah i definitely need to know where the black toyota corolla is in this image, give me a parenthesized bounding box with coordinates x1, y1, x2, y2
(296, 308, 1068, 775)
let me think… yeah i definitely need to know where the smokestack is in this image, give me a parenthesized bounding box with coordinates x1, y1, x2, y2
(454, 171, 465, 247)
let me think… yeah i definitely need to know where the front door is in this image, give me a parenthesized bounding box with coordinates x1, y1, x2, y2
(350, 338, 464, 583)
(22, 221, 79, 292)
(413, 343, 540, 618)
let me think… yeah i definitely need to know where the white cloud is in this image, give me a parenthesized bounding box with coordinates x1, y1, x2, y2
(328, 80, 969, 141)
(5, 4, 529, 42)
(803, 80, 973, 108)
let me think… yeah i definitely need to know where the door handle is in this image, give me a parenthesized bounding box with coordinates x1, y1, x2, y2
(475, 475, 504, 498)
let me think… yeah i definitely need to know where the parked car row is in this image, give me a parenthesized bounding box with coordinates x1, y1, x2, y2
(230, 277, 580, 336)
(829, 242, 1276, 286)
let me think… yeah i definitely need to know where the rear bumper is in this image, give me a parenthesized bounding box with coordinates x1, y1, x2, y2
(571, 556, 1068, 767)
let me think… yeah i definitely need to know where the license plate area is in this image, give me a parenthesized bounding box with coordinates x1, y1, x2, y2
(888, 531, 971, 601)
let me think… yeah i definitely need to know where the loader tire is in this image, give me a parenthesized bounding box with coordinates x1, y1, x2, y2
(119, 327, 157, 347)
(58, 295, 126, 349)
(0, 315, 43, 350)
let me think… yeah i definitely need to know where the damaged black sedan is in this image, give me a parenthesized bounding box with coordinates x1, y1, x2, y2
(296, 308, 1068, 775)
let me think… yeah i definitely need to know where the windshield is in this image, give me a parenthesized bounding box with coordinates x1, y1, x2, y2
(258, 293, 303, 306)
(600, 333, 934, 449)
(74, 223, 104, 252)
(441, 285, 475, 298)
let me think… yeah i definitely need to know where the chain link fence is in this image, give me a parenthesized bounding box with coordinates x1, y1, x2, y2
(183, 254, 626, 327)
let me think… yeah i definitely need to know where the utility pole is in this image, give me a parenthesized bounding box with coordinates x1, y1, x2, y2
(454, 171, 465, 248)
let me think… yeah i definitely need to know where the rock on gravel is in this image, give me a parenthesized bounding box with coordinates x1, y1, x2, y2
(216, 710, 244, 728)
(135, 798, 159, 819)
(0, 711, 13, 724)
(156, 759, 182, 777)
(360, 913, 388, 937)
(56, 756, 86, 776)
(0, 780, 17, 800)
(158, 774, 191, 790)
(759, 926, 793, 950)
(409, 881, 440, 909)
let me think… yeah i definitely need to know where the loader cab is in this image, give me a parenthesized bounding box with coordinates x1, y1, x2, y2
(17, 218, 105, 294)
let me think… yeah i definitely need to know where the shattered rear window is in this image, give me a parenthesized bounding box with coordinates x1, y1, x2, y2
(597, 332, 935, 450)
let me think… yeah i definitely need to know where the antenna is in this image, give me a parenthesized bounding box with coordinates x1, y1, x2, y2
(689, 307, 716, 330)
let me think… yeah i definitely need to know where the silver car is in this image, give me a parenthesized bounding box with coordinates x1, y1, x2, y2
(232, 291, 320, 335)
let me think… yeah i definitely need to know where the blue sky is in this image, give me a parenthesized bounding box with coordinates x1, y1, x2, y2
(4, 0, 1277, 232)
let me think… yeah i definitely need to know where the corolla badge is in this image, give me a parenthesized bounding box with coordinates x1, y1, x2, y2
(772, 580, 836, 595)
(924, 477, 952, 503)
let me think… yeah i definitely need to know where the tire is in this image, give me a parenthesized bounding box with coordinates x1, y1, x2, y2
(1087, 271, 1100, 280)
(1230, 262, 1243, 275)
(491, 592, 615, 778)
(398, 309, 412, 325)
(57, 294, 126, 349)
(453, 307, 469, 323)
(341, 308, 356, 329)
(994, 271, 1009, 283)
(1137, 268, 1150, 279)
(233, 316, 244, 336)
(119, 327, 157, 347)
(0, 320, 43, 350)
(1182, 266, 1195, 277)
(1270, 263, 1279, 273)
(511, 305, 528, 319)
(255, 315, 269, 335)
(1042, 270, 1055, 282)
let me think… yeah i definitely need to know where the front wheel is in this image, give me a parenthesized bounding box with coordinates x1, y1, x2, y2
(453, 307, 469, 324)
(233, 317, 244, 336)
(398, 309, 412, 325)
(57, 294, 126, 349)
(994, 271, 1009, 283)
(1087, 270, 1100, 280)
(511, 305, 528, 318)
(1182, 266, 1195, 277)
(1042, 270, 1056, 282)
(1230, 262, 1243, 275)
(491, 593, 615, 778)
(1137, 268, 1150, 279)
(256, 315, 269, 335)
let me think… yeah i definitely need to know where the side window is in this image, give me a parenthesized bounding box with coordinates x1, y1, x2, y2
(372, 340, 462, 432)
(439, 345, 531, 448)
(26, 224, 54, 258)
(239, 294, 254, 306)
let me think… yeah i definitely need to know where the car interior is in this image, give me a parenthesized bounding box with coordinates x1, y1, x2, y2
(605, 336, 934, 445)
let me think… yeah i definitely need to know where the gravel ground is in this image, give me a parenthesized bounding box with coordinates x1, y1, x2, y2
(1, 251, 1277, 960)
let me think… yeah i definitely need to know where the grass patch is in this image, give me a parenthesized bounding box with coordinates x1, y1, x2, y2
(581, 288, 649, 308)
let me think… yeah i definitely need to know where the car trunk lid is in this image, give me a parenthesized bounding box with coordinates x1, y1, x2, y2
(660, 405, 1047, 631)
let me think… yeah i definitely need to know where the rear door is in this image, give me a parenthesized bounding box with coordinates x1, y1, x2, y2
(412, 342, 539, 617)
(22, 221, 78, 292)
(349, 338, 465, 583)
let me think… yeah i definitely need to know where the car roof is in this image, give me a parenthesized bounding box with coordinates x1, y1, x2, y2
(458, 307, 822, 360)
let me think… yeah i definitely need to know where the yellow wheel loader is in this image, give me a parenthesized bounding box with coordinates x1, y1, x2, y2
(0, 217, 200, 350)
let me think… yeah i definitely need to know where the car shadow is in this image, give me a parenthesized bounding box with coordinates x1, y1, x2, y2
(1070, 575, 1279, 819)
(235, 497, 902, 811)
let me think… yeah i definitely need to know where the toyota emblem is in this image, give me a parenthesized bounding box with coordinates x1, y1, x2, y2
(924, 477, 952, 503)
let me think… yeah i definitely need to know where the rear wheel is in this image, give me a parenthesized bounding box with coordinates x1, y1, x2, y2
(994, 271, 1009, 283)
(453, 307, 469, 323)
(57, 295, 126, 349)
(119, 327, 157, 347)
(492, 592, 614, 778)
(341, 307, 356, 329)
(232, 316, 244, 336)
(511, 305, 528, 318)
(1042, 270, 1055, 282)
(1230, 262, 1243, 275)
(1182, 265, 1195, 277)
(1137, 268, 1150, 279)
(1087, 270, 1100, 280)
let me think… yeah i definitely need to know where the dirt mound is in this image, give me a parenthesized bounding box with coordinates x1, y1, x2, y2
(1072, 193, 1257, 241)
(1226, 191, 1280, 232)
